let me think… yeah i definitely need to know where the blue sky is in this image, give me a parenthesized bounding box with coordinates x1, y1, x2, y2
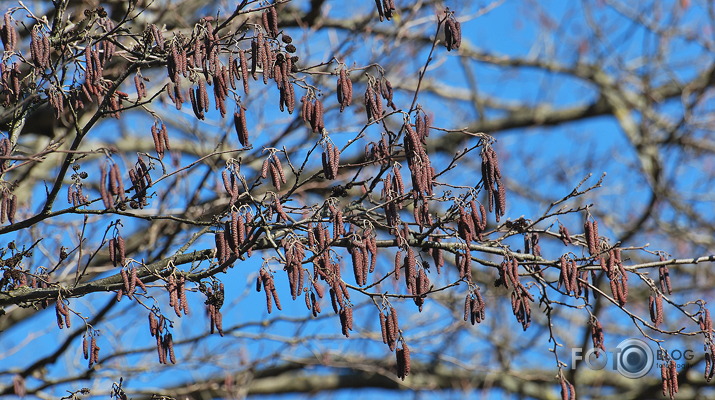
(2, 1, 714, 399)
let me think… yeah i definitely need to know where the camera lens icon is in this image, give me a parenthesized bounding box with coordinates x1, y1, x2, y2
(616, 338, 654, 378)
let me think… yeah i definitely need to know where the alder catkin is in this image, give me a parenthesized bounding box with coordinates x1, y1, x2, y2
(82, 335, 89, 360)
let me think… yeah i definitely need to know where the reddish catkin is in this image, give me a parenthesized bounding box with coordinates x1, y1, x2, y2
(116, 235, 126, 266)
(591, 318, 605, 355)
(659, 260, 672, 295)
(222, 170, 235, 199)
(591, 220, 600, 254)
(149, 313, 158, 337)
(151, 123, 163, 157)
(108, 237, 116, 266)
(312, 98, 324, 133)
(157, 334, 166, 364)
(260, 157, 271, 179)
(54, 299, 64, 329)
(330, 142, 340, 179)
(705, 344, 715, 382)
(149, 24, 164, 50)
(311, 291, 321, 316)
(179, 276, 189, 315)
(584, 221, 595, 255)
(234, 106, 250, 146)
(396, 343, 411, 380)
(89, 336, 99, 367)
(82, 335, 89, 360)
(379, 312, 388, 344)
(166, 333, 176, 364)
(135, 272, 147, 293)
(304, 290, 312, 310)
(669, 360, 679, 398)
(339, 308, 350, 337)
(388, 307, 399, 347)
(121, 268, 130, 295)
(558, 224, 573, 245)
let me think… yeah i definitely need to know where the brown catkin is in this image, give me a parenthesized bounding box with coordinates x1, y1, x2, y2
(591, 220, 599, 254)
(166, 333, 176, 364)
(215, 231, 226, 264)
(82, 335, 89, 359)
(108, 238, 116, 265)
(394, 250, 402, 281)
(379, 312, 388, 344)
(271, 286, 282, 311)
(135, 272, 147, 293)
(129, 267, 137, 296)
(149, 313, 158, 336)
(331, 143, 340, 178)
(89, 336, 99, 367)
(584, 221, 594, 255)
(339, 308, 350, 337)
(661, 363, 670, 398)
(234, 106, 249, 146)
(117, 236, 126, 266)
(655, 294, 664, 326)
(312, 99, 324, 133)
(121, 268, 130, 294)
(669, 360, 678, 397)
(396, 342, 411, 380)
(559, 378, 569, 400)
(55, 299, 64, 329)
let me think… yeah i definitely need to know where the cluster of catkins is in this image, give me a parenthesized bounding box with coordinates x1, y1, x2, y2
(282, 237, 306, 300)
(464, 287, 486, 325)
(167, 274, 190, 317)
(305, 218, 354, 337)
(82, 333, 102, 368)
(55, 298, 71, 329)
(559, 376, 575, 400)
(99, 163, 125, 209)
(403, 114, 435, 200)
(444, 13, 462, 51)
(260, 152, 287, 190)
(116, 266, 147, 301)
(495, 257, 533, 331)
(149, 312, 176, 364)
(222, 168, 242, 205)
(321, 141, 341, 180)
(481, 146, 505, 222)
(150, 121, 171, 159)
(600, 248, 628, 306)
(0, 187, 17, 224)
(458, 200, 487, 244)
(378, 304, 410, 380)
(558, 255, 579, 296)
(107, 234, 126, 267)
(127, 157, 152, 209)
(257, 268, 282, 314)
(214, 208, 256, 269)
(0, 8, 125, 110)
(336, 68, 353, 111)
(202, 281, 225, 336)
(347, 227, 378, 287)
(590, 318, 605, 357)
(661, 360, 679, 400)
(301, 96, 325, 133)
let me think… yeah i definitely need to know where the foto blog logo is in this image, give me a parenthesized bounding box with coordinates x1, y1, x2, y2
(571, 338, 694, 378)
